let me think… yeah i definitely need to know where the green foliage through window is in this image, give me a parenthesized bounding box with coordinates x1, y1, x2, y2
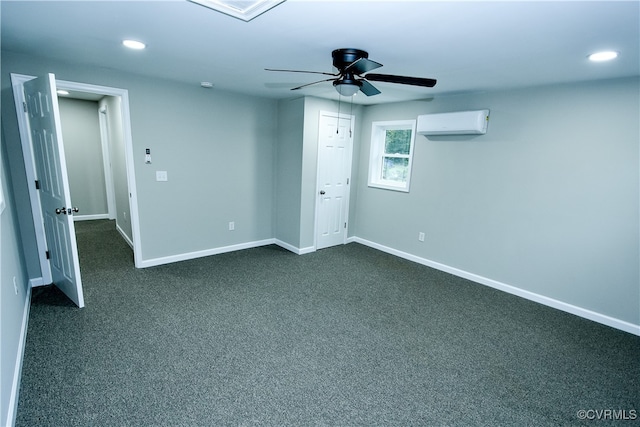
(382, 157, 409, 182)
(384, 130, 412, 155)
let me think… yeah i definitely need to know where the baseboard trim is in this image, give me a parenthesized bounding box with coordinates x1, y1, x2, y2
(138, 238, 277, 268)
(116, 223, 134, 249)
(29, 277, 45, 287)
(298, 246, 316, 255)
(353, 237, 640, 336)
(74, 214, 109, 221)
(6, 284, 31, 427)
(273, 239, 315, 255)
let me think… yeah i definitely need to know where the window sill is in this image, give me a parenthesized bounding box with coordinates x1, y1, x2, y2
(368, 182, 410, 193)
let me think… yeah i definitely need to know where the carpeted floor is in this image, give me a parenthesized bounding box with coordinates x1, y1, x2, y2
(15, 220, 639, 426)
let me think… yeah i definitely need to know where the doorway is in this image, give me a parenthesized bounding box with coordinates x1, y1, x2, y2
(57, 93, 134, 248)
(58, 95, 114, 222)
(11, 73, 142, 290)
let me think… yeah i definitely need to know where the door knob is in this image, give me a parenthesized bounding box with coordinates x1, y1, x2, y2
(319, 190, 326, 195)
(55, 207, 79, 215)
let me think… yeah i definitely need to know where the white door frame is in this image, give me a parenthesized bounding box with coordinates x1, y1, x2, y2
(11, 73, 143, 280)
(11, 74, 51, 284)
(98, 101, 117, 220)
(314, 110, 355, 250)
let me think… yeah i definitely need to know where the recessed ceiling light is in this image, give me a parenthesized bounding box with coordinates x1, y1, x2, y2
(123, 39, 146, 50)
(588, 51, 618, 62)
(57, 90, 70, 96)
(200, 82, 214, 88)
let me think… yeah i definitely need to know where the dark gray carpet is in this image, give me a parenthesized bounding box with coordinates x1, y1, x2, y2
(16, 220, 639, 426)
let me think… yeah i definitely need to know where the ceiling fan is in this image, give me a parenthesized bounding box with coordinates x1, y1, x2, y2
(266, 48, 437, 97)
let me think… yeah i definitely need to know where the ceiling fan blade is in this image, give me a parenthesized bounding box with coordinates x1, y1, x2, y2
(265, 68, 338, 77)
(344, 57, 383, 75)
(359, 79, 381, 96)
(365, 73, 437, 87)
(290, 78, 336, 91)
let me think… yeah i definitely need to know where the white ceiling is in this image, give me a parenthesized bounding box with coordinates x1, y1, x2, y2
(2, 0, 638, 105)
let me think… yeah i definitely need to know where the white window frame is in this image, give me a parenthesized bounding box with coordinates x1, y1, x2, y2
(367, 119, 417, 192)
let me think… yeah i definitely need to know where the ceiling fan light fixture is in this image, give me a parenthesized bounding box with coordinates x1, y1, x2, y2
(588, 51, 618, 62)
(334, 80, 361, 97)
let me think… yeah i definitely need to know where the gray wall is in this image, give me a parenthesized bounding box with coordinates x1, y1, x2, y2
(58, 98, 108, 217)
(130, 80, 277, 260)
(274, 97, 304, 248)
(353, 77, 639, 325)
(1, 125, 31, 427)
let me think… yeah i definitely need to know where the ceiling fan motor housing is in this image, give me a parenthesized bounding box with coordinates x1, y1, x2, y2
(332, 48, 369, 71)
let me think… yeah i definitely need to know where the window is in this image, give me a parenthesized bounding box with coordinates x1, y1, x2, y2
(368, 120, 417, 192)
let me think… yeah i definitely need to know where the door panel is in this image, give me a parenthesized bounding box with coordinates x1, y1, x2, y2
(24, 74, 85, 307)
(316, 113, 353, 250)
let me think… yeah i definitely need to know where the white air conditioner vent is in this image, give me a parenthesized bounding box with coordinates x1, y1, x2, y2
(417, 109, 490, 135)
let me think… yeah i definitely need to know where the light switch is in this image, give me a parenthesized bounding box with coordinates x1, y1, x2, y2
(156, 171, 168, 181)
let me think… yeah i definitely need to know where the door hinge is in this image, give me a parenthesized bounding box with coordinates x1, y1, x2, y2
(344, 222, 347, 229)
(346, 178, 349, 185)
(35, 180, 40, 190)
(23, 101, 27, 113)
(45, 250, 50, 260)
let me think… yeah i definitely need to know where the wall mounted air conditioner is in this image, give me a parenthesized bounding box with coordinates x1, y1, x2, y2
(417, 109, 490, 135)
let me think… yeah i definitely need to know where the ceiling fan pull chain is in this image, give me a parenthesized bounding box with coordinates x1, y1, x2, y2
(349, 98, 354, 137)
(336, 95, 342, 134)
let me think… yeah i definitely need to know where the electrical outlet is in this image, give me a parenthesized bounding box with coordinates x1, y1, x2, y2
(13, 277, 18, 295)
(418, 232, 425, 242)
(229, 221, 235, 231)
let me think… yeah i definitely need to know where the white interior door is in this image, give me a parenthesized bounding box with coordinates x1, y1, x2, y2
(24, 74, 85, 308)
(316, 112, 354, 250)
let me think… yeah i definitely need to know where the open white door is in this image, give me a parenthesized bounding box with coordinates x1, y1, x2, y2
(23, 74, 85, 308)
(316, 112, 354, 250)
